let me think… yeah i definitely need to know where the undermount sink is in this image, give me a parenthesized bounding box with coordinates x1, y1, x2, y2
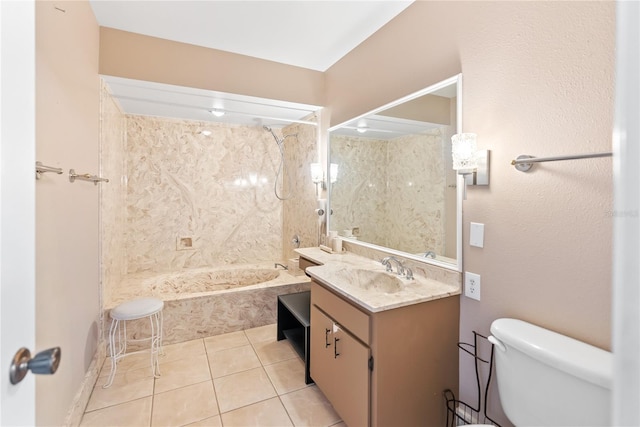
(334, 268, 404, 294)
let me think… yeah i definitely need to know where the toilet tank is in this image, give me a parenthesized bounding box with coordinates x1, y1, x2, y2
(490, 318, 612, 426)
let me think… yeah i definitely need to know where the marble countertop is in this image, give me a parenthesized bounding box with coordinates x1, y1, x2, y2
(295, 247, 460, 313)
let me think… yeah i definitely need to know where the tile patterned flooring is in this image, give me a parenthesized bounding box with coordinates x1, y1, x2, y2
(81, 324, 345, 427)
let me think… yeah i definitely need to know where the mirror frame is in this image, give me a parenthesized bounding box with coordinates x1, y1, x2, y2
(326, 74, 463, 272)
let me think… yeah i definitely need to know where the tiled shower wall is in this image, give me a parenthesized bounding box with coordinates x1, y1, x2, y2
(124, 116, 286, 273)
(100, 82, 318, 281)
(330, 128, 451, 256)
(281, 122, 320, 262)
(100, 80, 127, 304)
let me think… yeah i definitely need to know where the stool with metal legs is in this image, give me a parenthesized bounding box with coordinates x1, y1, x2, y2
(103, 297, 164, 388)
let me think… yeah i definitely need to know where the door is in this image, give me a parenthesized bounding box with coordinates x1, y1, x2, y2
(0, 0, 37, 425)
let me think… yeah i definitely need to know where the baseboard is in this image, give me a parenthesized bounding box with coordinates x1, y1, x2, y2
(64, 341, 106, 427)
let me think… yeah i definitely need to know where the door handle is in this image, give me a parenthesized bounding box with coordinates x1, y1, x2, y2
(10, 347, 61, 385)
(325, 328, 331, 348)
(334, 337, 340, 358)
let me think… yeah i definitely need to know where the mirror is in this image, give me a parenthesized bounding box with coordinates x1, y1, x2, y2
(327, 75, 462, 271)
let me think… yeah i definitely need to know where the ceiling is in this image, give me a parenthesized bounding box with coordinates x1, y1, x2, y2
(89, 0, 413, 72)
(92, 1, 415, 129)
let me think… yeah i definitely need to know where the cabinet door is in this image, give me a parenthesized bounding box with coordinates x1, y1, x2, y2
(310, 305, 337, 400)
(311, 305, 370, 427)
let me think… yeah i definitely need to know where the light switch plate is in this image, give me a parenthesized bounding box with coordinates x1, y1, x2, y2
(470, 222, 485, 248)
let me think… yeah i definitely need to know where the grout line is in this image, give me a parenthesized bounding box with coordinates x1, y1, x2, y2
(205, 336, 224, 421)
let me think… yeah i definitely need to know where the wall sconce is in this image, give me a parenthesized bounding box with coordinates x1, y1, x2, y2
(330, 163, 339, 184)
(310, 163, 339, 197)
(310, 163, 323, 197)
(451, 133, 490, 198)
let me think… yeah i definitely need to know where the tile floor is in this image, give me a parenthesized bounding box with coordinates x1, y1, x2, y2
(81, 324, 345, 427)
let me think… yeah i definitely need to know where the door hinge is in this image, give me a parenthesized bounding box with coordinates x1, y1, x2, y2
(368, 356, 374, 371)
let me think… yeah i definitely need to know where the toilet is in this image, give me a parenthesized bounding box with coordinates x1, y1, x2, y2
(471, 318, 613, 426)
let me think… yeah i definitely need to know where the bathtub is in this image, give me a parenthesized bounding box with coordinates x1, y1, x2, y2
(105, 263, 311, 348)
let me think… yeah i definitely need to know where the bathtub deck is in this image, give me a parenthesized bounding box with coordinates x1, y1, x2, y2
(104, 266, 311, 350)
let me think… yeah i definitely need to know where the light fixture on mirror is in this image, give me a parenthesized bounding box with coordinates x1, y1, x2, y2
(451, 133, 490, 199)
(210, 109, 225, 117)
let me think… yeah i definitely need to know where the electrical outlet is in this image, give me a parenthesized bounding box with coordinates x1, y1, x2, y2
(465, 272, 481, 301)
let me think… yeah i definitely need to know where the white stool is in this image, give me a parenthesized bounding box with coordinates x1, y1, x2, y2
(103, 297, 164, 388)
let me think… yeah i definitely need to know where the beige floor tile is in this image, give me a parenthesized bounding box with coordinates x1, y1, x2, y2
(86, 367, 154, 411)
(213, 367, 277, 413)
(252, 339, 297, 365)
(204, 330, 249, 353)
(151, 381, 218, 427)
(80, 397, 152, 427)
(208, 344, 261, 378)
(154, 353, 212, 394)
(221, 397, 293, 427)
(184, 415, 223, 426)
(244, 324, 277, 344)
(264, 357, 308, 395)
(160, 338, 206, 363)
(99, 350, 155, 378)
(280, 386, 341, 427)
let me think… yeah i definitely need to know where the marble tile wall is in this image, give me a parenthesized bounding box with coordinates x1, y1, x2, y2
(281, 122, 319, 262)
(330, 135, 389, 246)
(386, 130, 446, 255)
(330, 128, 448, 255)
(124, 116, 284, 273)
(100, 82, 319, 285)
(100, 80, 127, 305)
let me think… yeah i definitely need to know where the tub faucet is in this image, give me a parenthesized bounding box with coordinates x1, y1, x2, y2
(274, 263, 288, 270)
(381, 256, 405, 276)
(423, 251, 436, 259)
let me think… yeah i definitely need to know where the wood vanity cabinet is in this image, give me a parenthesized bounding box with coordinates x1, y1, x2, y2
(310, 280, 460, 427)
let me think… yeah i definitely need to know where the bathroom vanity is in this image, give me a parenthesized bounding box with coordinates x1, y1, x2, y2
(298, 250, 460, 427)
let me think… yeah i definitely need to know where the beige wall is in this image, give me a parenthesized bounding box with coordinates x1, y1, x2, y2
(327, 2, 614, 425)
(99, 27, 326, 107)
(35, 1, 100, 425)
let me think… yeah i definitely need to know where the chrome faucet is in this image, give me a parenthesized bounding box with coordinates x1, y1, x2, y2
(423, 251, 436, 259)
(274, 263, 288, 270)
(381, 256, 405, 276)
(381, 256, 414, 280)
(404, 267, 414, 280)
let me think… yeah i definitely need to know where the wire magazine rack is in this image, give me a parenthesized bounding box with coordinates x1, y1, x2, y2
(444, 331, 501, 426)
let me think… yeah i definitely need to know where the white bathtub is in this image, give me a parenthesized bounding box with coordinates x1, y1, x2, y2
(105, 264, 311, 348)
